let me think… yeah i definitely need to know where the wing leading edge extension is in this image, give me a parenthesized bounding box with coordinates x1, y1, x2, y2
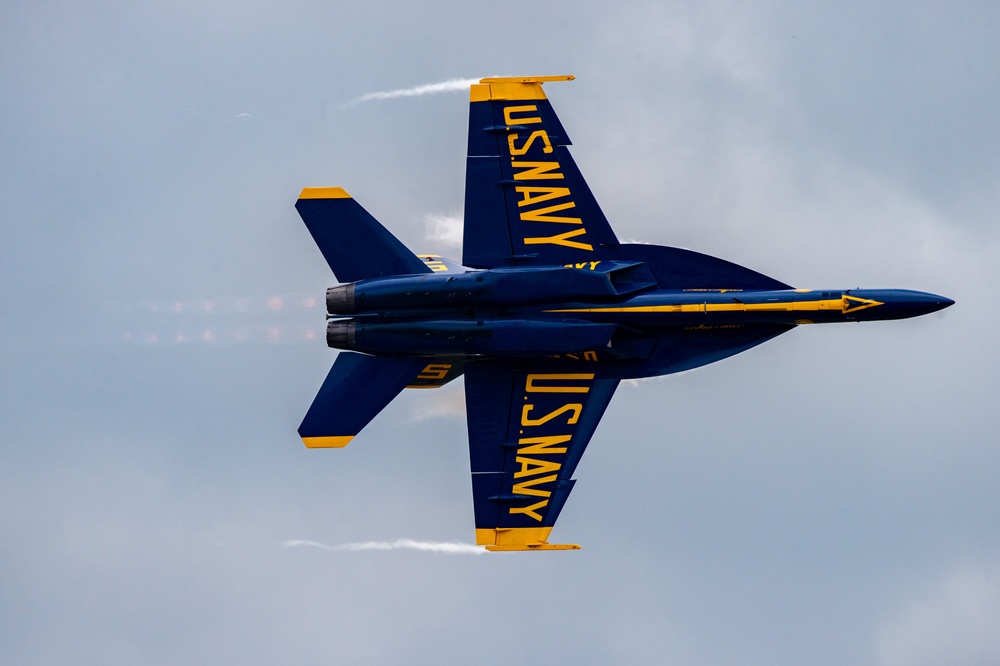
(465, 360, 619, 551)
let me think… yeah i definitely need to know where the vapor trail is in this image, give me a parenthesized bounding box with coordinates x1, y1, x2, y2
(344, 78, 481, 107)
(282, 538, 484, 555)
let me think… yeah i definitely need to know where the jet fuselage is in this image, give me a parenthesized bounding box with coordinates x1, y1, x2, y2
(325, 269, 952, 358)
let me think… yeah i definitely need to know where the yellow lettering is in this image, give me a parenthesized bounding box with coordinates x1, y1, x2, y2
(512, 161, 564, 180)
(503, 105, 542, 126)
(517, 434, 571, 456)
(417, 364, 451, 380)
(512, 474, 558, 498)
(519, 202, 581, 225)
(514, 456, 562, 478)
(590, 261, 600, 270)
(509, 499, 548, 522)
(420, 255, 449, 272)
(524, 228, 593, 251)
(583, 350, 598, 362)
(521, 403, 582, 427)
(525, 373, 594, 393)
(515, 186, 570, 207)
(508, 131, 553, 156)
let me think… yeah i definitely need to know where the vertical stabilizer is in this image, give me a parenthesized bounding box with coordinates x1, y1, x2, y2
(299, 352, 428, 448)
(296, 187, 431, 282)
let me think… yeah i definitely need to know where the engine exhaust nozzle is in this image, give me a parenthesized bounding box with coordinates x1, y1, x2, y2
(326, 284, 356, 314)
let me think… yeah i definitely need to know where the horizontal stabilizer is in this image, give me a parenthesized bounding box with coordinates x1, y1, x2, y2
(296, 187, 431, 282)
(298, 352, 428, 448)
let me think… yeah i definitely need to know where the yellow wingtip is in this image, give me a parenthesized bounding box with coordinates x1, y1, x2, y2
(478, 75, 575, 84)
(470, 75, 575, 102)
(475, 527, 575, 551)
(485, 543, 581, 552)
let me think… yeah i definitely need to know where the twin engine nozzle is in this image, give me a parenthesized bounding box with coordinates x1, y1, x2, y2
(326, 283, 356, 314)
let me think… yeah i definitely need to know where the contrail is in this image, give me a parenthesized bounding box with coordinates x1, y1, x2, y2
(344, 77, 482, 107)
(282, 538, 484, 555)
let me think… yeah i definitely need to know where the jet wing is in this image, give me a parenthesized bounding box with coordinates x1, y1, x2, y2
(465, 359, 619, 550)
(463, 76, 620, 269)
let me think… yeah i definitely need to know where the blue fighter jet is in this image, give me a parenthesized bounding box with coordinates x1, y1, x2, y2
(295, 76, 953, 551)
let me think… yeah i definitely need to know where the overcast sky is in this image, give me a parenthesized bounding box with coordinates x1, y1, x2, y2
(2, 2, 998, 664)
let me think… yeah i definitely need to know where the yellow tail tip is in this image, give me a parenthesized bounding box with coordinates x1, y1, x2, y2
(301, 436, 354, 448)
(298, 187, 351, 200)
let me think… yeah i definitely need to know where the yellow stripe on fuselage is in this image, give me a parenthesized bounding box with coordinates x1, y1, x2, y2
(545, 297, 879, 315)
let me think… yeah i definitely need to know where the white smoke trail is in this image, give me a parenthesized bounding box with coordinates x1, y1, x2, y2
(282, 538, 484, 555)
(344, 78, 481, 107)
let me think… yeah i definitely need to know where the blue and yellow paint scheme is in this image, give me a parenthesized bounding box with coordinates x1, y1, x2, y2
(294, 76, 953, 551)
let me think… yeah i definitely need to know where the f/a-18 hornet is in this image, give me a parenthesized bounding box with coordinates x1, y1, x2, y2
(294, 76, 953, 551)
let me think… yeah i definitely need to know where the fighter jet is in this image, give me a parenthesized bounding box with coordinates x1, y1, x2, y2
(295, 76, 953, 551)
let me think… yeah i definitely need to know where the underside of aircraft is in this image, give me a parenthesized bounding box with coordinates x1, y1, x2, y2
(294, 76, 953, 551)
